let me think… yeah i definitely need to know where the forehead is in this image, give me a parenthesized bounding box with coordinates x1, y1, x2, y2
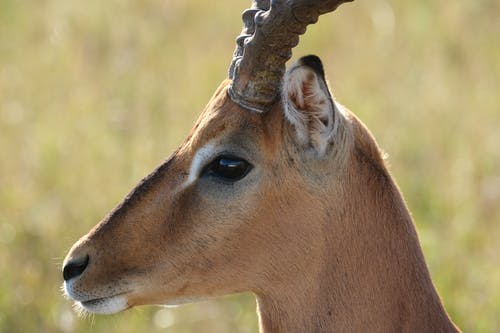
(184, 84, 271, 155)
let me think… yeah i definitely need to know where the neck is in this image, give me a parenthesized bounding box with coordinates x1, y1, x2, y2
(254, 148, 459, 333)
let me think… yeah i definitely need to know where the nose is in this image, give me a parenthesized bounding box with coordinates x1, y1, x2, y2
(63, 255, 89, 281)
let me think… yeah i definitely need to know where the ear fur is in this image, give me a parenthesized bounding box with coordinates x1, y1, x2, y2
(283, 55, 338, 156)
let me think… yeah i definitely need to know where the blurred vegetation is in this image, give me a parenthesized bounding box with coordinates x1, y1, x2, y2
(0, 0, 498, 332)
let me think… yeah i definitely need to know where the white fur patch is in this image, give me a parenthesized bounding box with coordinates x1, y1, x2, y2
(77, 295, 128, 315)
(187, 141, 217, 185)
(63, 280, 129, 315)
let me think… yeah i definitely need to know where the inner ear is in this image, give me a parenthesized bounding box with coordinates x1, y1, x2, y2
(283, 55, 336, 156)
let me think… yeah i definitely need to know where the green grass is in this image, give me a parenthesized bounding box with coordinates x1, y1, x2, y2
(0, 0, 498, 332)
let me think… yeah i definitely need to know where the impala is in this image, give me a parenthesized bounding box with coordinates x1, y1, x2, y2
(62, 0, 461, 332)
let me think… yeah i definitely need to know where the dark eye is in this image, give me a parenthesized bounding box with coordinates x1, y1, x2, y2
(203, 156, 253, 182)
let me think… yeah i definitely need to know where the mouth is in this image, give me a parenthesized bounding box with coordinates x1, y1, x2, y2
(76, 294, 129, 315)
(63, 280, 132, 315)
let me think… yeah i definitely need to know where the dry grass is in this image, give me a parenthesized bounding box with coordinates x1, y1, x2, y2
(0, 0, 498, 332)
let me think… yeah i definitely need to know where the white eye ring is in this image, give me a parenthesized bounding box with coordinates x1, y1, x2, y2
(187, 141, 217, 184)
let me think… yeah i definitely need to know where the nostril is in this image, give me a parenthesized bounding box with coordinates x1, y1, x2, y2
(63, 255, 89, 281)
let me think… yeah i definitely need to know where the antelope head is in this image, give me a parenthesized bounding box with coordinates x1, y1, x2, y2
(63, 1, 459, 331)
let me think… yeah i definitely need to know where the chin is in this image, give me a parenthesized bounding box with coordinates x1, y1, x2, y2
(74, 294, 129, 315)
(63, 281, 130, 315)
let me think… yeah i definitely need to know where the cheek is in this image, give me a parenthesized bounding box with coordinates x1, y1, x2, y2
(157, 170, 279, 272)
(164, 183, 255, 258)
(159, 187, 227, 265)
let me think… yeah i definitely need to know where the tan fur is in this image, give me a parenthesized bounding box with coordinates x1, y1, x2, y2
(63, 77, 460, 332)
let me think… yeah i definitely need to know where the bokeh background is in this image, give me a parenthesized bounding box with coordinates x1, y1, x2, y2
(1, 0, 499, 332)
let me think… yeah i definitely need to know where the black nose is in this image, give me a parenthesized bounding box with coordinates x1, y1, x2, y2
(63, 255, 89, 281)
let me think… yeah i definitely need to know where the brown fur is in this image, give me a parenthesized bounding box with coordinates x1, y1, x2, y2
(63, 78, 460, 332)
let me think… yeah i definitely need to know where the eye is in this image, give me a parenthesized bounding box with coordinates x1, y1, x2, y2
(203, 155, 253, 182)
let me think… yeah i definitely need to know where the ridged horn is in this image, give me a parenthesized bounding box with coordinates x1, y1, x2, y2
(228, 0, 353, 112)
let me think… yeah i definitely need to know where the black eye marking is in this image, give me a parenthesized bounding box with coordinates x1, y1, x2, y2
(202, 155, 253, 182)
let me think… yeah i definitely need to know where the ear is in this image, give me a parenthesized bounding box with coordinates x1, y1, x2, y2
(282, 55, 337, 156)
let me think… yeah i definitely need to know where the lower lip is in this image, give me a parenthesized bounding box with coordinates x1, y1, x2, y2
(78, 294, 129, 314)
(81, 297, 106, 306)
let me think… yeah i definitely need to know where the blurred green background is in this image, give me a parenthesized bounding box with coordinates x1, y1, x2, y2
(0, 0, 499, 332)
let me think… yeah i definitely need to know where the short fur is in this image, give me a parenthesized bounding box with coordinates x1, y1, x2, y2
(63, 57, 460, 332)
